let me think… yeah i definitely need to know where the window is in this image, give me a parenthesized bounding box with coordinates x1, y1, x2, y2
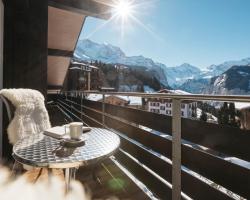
(181, 111, 184, 116)
(160, 106, 165, 110)
(181, 104, 185, 109)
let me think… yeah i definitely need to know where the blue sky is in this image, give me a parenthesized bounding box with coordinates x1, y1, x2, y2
(79, 0, 250, 69)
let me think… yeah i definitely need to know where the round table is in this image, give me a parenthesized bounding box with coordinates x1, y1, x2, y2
(13, 127, 120, 190)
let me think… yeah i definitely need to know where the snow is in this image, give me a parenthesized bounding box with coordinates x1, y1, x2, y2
(197, 108, 218, 123)
(238, 71, 249, 76)
(169, 89, 191, 95)
(234, 102, 250, 110)
(144, 85, 155, 93)
(202, 75, 213, 79)
(86, 94, 103, 101)
(214, 74, 226, 86)
(127, 96, 142, 106)
(86, 94, 142, 106)
(224, 157, 250, 169)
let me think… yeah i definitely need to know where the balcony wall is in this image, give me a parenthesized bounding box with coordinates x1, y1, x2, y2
(0, 0, 3, 158)
(50, 93, 250, 200)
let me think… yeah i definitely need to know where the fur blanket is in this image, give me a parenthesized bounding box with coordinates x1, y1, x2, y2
(0, 89, 51, 144)
(0, 166, 89, 200)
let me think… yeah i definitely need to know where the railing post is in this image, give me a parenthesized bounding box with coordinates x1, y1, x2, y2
(80, 92, 83, 121)
(172, 98, 181, 200)
(102, 94, 105, 126)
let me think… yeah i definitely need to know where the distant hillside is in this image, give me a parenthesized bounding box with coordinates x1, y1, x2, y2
(204, 65, 250, 95)
(165, 63, 201, 87)
(75, 39, 169, 88)
(179, 78, 210, 94)
(92, 61, 168, 92)
(179, 58, 250, 93)
(75, 39, 250, 94)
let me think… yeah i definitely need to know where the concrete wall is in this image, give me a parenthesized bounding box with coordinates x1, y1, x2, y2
(0, 1, 3, 159)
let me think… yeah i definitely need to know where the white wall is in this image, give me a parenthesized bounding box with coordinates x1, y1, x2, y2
(0, 1, 3, 159)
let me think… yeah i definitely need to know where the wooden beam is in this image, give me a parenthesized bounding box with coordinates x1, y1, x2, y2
(48, 0, 112, 19)
(48, 48, 74, 57)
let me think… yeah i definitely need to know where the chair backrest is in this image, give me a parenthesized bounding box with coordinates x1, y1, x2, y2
(0, 94, 16, 160)
(0, 94, 15, 122)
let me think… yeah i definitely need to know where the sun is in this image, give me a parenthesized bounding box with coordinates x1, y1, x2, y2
(113, 0, 133, 19)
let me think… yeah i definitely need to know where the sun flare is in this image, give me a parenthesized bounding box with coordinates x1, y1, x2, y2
(113, 0, 133, 19)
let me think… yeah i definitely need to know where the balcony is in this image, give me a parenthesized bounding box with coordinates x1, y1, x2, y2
(1, 1, 250, 199)
(46, 91, 250, 200)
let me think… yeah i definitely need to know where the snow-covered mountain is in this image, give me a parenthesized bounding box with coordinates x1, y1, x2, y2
(200, 57, 250, 78)
(204, 65, 250, 95)
(179, 78, 210, 94)
(165, 63, 201, 87)
(179, 58, 250, 93)
(75, 39, 250, 94)
(75, 39, 169, 86)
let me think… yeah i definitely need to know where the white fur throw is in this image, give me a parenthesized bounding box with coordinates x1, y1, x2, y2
(0, 166, 89, 200)
(0, 89, 51, 144)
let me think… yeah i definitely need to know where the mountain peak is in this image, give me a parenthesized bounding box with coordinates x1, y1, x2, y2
(75, 39, 169, 87)
(75, 39, 166, 69)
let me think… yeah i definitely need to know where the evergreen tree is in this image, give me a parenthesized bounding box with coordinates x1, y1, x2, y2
(191, 104, 197, 118)
(228, 103, 240, 127)
(217, 102, 240, 128)
(219, 102, 229, 125)
(200, 110, 208, 122)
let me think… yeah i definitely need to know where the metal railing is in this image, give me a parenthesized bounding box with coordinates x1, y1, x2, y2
(57, 90, 250, 200)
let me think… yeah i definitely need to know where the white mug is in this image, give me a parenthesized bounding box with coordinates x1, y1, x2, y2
(69, 122, 83, 140)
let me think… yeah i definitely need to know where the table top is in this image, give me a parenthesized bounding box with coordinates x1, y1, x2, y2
(13, 128, 120, 168)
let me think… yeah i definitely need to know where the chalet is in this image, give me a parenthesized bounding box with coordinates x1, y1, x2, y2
(87, 94, 142, 108)
(147, 89, 197, 118)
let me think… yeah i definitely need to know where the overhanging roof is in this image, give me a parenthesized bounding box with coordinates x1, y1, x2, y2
(48, 0, 112, 20)
(47, 0, 112, 89)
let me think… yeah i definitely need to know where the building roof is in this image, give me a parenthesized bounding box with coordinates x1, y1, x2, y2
(86, 94, 142, 106)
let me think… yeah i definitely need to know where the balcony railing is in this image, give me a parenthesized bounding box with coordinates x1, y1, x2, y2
(49, 91, 250, 200)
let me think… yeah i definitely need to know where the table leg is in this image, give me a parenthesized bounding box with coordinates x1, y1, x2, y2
(48, 168, 52, 184)
(65, 168, 77, 193)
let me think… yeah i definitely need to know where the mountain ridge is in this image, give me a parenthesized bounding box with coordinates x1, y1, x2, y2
(75, 39, 250, 93)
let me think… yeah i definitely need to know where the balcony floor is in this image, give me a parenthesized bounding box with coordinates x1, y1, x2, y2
(47, 104, 150, 200)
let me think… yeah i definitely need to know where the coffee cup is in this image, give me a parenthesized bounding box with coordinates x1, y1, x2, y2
(69, 122, 83, 140)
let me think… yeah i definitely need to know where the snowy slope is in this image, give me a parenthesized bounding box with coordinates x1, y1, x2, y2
(75, 39, 250, 93)
(204, 65, 250, 95)
(75, 39, 169, 87)
(165, 63, 201, 87)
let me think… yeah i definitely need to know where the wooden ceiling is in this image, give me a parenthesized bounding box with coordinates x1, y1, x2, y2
(48, 6, 85, 87)
(47, 0, 112, 88)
